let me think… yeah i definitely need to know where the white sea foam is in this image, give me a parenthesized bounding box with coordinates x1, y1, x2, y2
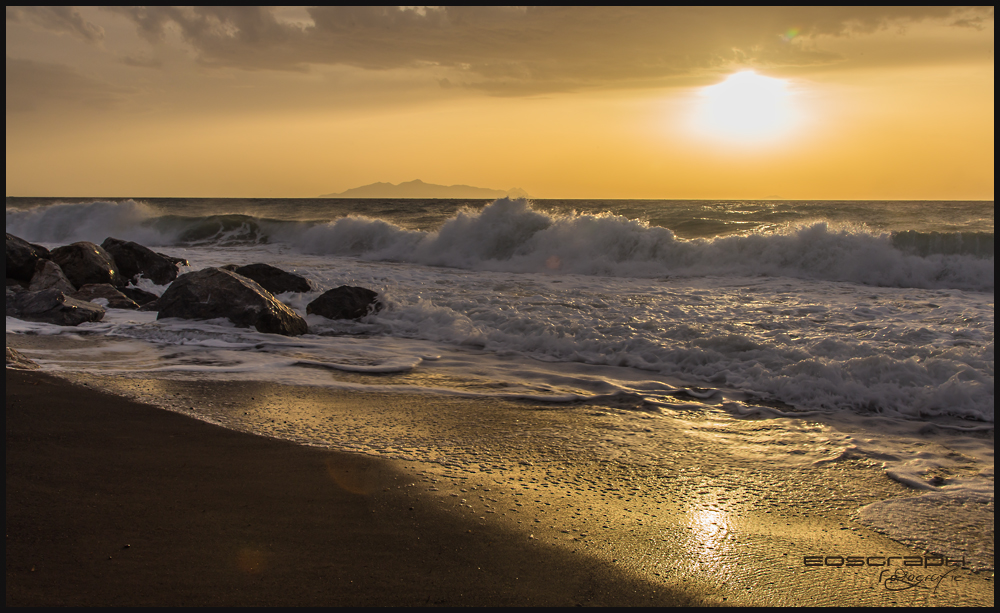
(292, 199, 993, 291)
(6, 199, 167, 245)
(25, 239, 982, 425)
(8, 198, 993, 290)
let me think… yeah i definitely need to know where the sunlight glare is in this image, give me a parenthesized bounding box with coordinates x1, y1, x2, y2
(692, 70, 798, 144)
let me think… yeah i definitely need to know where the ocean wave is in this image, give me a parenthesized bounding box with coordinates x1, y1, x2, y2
(296, 198, 994, 291)
(6, 199, 167, 246)
(891, 230, 993, 258)
(7, 198, 994, 291)
(4, 199, 303, 247)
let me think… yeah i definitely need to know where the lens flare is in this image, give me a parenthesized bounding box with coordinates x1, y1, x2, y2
(780, 27, 800, 43)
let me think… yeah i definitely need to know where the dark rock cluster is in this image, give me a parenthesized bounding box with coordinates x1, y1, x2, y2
(6, 233, 382, 335)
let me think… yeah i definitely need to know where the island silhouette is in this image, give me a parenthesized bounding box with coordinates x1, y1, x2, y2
(321, 179, 530, 199)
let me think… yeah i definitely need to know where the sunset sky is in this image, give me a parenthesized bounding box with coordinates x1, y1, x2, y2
(5, 6, 995, 199)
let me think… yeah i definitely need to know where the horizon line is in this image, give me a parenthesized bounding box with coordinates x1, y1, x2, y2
(4, 195, 995, 202)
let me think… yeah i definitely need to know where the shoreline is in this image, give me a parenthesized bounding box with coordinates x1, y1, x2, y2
(6, 335, 995, 605)
(7, 369, 705, 606)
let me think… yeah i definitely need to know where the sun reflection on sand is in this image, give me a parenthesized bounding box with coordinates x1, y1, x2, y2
(681, 505, 738, 578)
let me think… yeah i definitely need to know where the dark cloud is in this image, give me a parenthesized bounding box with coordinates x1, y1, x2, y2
(6, 56, 126, 112)
(6, 6, 105, 43)
(106, 6, 993, 93)
(108, 6, 304, 68)
(951, 13, 992, 30)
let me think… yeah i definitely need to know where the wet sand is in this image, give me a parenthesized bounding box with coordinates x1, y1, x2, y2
(7, 368, 709, 606)
(6, 348, 995, 606)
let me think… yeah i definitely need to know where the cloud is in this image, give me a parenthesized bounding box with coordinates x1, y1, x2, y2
(106, 6, 993, 93)
(951, 12, 992, 30)
(6, 6, 105, 43)
(6, 56, 126, 112)
(120, 53, 164, 69)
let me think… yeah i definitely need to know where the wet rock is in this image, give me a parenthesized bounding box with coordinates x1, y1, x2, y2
(6, 287, 106, 326)
(29, 260, 76, 294)
(120, 286, 160, 306)
(72, 284, 140, 310)
(49, 242, 124, 289)
(6, 347, 40, 370)
(231, 263, 312, 295)
(156, 267, 308, 336)
(137, 297, 162, 312)
(307, 286, 382, 320)
(6, 233, 51, 282)
(100, 237, 187, 285)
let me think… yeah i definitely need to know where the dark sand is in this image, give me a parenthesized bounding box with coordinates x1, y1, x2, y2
(6, 369, 703, 606)
(7, 358, 994, 606)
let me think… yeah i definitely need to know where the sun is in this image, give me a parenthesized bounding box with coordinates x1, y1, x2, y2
(691, 70, 798, 144)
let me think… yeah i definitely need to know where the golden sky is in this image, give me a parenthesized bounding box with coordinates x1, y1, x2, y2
(5, 6, 995, 199)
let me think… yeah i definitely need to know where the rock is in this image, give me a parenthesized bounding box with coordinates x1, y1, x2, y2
(231, 263, 312, 295)
(6, 233, 51, 282)
(120, 286, 160, 306)
(100, 237, 186, 285)
(306, 286, 382, 320)
(49, 242, 124, 289)
(6, 287, 106, 326)
(156, 268, 308, 336)
(137, 297, 162, 312)
(72, 284, 140, 310)
(6, 347, 40, 370)
(29, 260, 76, 294)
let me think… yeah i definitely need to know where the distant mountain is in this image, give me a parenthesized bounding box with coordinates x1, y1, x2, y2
(321, 179, 530, 199)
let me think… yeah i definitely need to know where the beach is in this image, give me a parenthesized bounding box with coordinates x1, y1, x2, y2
(7, 339, 994, 606)
(6, 196, 994, 605)
(7, 367, 704, 606)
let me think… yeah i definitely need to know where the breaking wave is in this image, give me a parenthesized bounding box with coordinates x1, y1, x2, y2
(7, 198, 994, 291)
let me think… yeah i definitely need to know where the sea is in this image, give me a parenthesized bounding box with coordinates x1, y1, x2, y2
(6, 196, 995, 569)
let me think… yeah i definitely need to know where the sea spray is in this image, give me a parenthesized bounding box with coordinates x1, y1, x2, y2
(8, 198, 992, 290)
